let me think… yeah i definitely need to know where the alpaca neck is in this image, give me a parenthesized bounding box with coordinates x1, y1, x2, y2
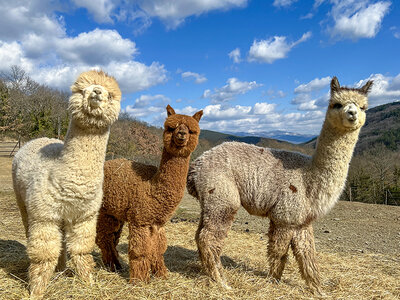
(307, 120, 360, 217)
(152, 148, 190, 213)
(60, 120, 110, 174)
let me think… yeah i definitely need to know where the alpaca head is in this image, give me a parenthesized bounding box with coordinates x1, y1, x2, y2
(69, 70, 122, 129)
(163, 105, 203, 157)
(326, 76, 373, 132)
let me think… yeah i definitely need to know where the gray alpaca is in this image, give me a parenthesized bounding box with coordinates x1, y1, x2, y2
(187, 77, 373, 293)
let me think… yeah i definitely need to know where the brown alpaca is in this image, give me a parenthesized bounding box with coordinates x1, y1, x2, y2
(96, 105, 203, 282)
(187, 77, 373, 293)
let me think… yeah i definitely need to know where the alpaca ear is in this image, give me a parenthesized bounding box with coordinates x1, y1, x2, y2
(166, 105, 176, 116)
(331, 76, 340, 94)
(359, 80, 373, 95)
(192, 110, 203, 122)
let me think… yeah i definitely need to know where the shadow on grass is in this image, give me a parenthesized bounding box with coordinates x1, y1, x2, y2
(96, 242, 269, 282)
(0, 239, 29, 283)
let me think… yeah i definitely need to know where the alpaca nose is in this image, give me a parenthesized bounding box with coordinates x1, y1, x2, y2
(177, 131, 187, 139)
(345, 104, 358, 120)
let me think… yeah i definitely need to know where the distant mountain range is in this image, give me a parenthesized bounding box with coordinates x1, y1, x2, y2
(198, 101, 400, 156)
(222, 130, 317, 144)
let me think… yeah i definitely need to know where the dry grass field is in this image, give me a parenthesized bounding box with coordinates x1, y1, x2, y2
(0, 155, 399, 299)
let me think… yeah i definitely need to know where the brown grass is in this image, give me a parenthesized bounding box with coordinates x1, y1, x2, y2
(0, 156, 399, 299)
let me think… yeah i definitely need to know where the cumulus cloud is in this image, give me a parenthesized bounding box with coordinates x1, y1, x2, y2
(294, 76, 331, 93)
(71, 0, 114, 23)
(0, 41, 34, 73)
(0, 2, 167, 93)
(125, 94, 170, 119)
(272, 0, 298, 8)
(56, 29, 137, 65)
(355, 73, 400, 106)
(248, 31, 311, 63)
(135, 0, 248, 29)
(202, 77, 262, 104)
(190, 102, 324, 134)
(0, 0, 65, 42)
(329, 1, 391, 40)
(181, 71, 207, 84)
(228, 48, 241, 63)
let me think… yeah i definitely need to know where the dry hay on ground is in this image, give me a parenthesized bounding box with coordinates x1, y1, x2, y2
(0, 201, 398, 299)
(0, 155, 399, 299)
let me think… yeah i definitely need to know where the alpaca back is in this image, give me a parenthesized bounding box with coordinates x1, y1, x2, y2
(188, 142, 311, 220)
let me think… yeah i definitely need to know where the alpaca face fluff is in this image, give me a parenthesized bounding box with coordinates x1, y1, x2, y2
(69, 70, 121, 129)
(326, 77, 372, 132)
(163, 108, 202, 157)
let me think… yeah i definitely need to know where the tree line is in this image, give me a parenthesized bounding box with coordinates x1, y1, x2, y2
(0, 66, 70, 139)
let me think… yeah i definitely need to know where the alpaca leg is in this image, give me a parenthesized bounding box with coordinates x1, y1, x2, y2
(65, 215, 97, 283)
(128, 224, 152, 283)
(15, 191, 29, 237)
(56, 238, 67, 272)
(291, 225, 321, 293)
(96, 211, 124, 271)
(267, 221, 293, 281)
(195, 195, 239, 289)
(151, 226, 168, 278)
(27, 221, 62, 299)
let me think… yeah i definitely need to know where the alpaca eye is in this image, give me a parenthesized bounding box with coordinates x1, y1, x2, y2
(108, 94, 112, 100)
(189, 130, 194, 134)
(361, 105, 367, 111)
(332, 103, 343, 109)
(167, 127, 175, 132)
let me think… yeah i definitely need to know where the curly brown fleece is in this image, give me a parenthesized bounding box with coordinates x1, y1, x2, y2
(96, 105, 202, 283)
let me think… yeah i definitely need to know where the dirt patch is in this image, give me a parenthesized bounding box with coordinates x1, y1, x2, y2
(177, 193, 400, 256)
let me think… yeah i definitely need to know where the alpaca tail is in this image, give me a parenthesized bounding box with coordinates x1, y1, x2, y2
(187, 160, 201, 199)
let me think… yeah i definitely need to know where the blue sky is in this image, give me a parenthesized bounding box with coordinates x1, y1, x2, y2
(1, 0, 399, 136)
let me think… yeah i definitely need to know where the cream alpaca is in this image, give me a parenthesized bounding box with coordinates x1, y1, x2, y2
(187, 77, 373, 292)
(12, 70, 121, 298)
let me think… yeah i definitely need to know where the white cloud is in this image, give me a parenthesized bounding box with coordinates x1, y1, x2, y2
(272, 0, 298, 8)
(329, 1, 391, 40)
(202, 77, 262, 104)
(298, 100, 319, 111)
(228, 48, 241, 63)
(56, 29, 137, 65)
(0, 0, 65, 42)
(390, 26, 400, 39)
(191, 103, 324, 134)
(0, 41, 34, 73)
(24, 48, 167, 94)
(294, 76, 331, 93)
(355, 73, 400, 106)
(135, 0, 249, 29)
(181, 71, 207, 84)
(252, 102, 276, 114)
(71, 0, 114, 23)
(0, 1, 167, 94)
(105, 61, 167, 94)
(248, 31, 311, 63)
(125, 94, 170, 118)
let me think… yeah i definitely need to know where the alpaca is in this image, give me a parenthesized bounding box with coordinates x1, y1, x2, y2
(187, 77, 373, 292)
(12, 70, 121, 298)
(95, 105, 203, 282)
